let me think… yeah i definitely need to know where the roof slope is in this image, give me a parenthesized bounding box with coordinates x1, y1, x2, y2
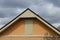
(0, 8, 60, 35)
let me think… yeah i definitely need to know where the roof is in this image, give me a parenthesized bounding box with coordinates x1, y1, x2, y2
(0, 8, 60, 35)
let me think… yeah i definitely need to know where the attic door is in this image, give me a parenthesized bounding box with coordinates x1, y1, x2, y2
(24, 19, 33, 35)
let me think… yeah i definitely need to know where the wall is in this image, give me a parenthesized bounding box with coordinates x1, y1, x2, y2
(0, 18, 59, 40)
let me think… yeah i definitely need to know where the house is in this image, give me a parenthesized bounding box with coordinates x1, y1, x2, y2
(0, 8, 60, 40)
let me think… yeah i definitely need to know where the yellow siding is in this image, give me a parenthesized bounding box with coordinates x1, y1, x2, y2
(0, 18, 59, 40)
(1, 19, 25, 35)
(33, 19, 57, 35)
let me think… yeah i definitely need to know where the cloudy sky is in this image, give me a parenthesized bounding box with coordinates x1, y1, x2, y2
(0, 0, 60, 28)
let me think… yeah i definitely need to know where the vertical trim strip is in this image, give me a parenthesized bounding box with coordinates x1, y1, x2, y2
(24, 19, 33, 35)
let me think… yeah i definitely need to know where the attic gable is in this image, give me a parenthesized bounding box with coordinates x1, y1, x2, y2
(0, 8, 60, 35)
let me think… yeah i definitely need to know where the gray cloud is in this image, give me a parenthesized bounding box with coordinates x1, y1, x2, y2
(30, 4, 60, 27)
(1, 0, 31, 8)
(0, 8, 19, 18)
(0, 0, 60, 27)
(46, 0, 60, 7)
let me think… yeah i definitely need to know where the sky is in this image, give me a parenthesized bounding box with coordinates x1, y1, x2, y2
(0, 0, 60, 28)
